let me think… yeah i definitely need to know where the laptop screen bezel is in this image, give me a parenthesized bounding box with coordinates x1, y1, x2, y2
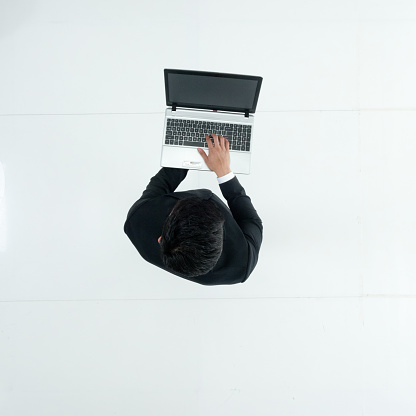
(164, 69, 263, 114)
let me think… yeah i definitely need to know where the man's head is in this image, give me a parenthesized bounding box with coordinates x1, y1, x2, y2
(159, 197, 225, 278)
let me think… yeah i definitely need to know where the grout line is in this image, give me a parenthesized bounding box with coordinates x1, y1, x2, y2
(1, 108, 416, 117)
(1, 294, 416, 303)
(0, 112, 164, 117)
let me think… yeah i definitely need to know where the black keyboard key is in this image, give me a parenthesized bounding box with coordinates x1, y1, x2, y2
(183, 140, 205, 147)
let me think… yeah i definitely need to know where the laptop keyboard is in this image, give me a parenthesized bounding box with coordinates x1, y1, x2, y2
(165, 118, 252, 151)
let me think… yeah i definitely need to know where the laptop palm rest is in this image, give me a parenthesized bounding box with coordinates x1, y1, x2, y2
(161, 145, 250, 174)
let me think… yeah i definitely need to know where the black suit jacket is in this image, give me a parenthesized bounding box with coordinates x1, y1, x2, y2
(124, 168, 263, 285)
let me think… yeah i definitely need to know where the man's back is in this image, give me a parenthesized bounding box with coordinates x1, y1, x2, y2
(124, 134, 263, 285)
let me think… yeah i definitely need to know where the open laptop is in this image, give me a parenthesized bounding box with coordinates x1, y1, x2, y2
(161, 69, 263, 174)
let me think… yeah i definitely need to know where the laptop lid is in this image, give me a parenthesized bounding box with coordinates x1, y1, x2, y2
(164, 69, 263, 117)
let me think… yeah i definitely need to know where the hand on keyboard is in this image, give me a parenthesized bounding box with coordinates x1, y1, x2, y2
(197, 134, 231, 178)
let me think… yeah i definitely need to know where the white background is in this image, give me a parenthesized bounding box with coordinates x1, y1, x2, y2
(1, 0, 416, 414)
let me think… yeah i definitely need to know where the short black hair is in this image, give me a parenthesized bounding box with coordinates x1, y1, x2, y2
(159, 197, 225, 278)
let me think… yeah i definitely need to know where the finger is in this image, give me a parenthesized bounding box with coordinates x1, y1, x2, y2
(197, 148, 208, 162)
(218, 134, 224, 148)
(225, 137, 230, 151)
(205, 134, 214, 148)
(212, 133, 220, 148)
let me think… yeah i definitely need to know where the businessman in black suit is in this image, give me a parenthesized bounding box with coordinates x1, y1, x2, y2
(124, 133, 263, 285)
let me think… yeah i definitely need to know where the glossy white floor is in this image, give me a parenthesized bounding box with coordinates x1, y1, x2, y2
(1, 1, 416, 415)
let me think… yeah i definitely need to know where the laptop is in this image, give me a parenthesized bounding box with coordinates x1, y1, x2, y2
(161, 69, 263, 175)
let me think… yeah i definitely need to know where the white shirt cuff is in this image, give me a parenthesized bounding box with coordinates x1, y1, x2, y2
(217, 171, 235, 184)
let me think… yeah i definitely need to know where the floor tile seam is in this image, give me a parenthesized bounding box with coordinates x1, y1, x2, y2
(0, 112, 163, 117)
(1, 294, 416, 303)
(1, 109, 416, 117)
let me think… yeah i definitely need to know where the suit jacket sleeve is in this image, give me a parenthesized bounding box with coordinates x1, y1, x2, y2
(219, 176, 263, 281)
(126, 167, 188, 220)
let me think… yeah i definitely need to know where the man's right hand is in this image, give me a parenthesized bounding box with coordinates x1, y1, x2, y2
(197, 134, 232, 178)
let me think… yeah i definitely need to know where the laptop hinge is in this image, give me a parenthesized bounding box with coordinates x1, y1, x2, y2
(172, 103, 177, 112)
(244, 110, 250, 118)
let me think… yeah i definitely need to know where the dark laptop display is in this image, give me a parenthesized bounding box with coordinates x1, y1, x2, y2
(165, 69, 263, 115)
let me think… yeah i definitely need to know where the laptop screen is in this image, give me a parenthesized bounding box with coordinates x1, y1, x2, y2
(164, 69, 262, 114)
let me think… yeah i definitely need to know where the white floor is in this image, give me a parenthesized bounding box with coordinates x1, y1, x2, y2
(1, 1, 416, 415)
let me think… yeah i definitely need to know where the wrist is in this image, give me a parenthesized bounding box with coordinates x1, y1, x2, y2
(215, 168, 232, 178)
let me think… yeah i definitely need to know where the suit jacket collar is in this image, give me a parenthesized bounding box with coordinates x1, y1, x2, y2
(168, 189, 213, 200)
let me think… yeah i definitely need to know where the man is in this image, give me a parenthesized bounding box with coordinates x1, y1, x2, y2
(124, 133, 263, 285)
